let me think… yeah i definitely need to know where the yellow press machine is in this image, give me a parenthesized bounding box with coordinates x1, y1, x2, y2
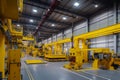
(31, 45, 40, 57)
(0, 0, 23, 80)
(37, 44, 44, 57)
(91, 48, 119, 70)
(22, 36, 41, 58)
(22, 36, 35, 56)
(63, 23, 120, 70)
(44, 39, 69, 62)
(113, 54, 120, 66)
(63, 38, 88, 70)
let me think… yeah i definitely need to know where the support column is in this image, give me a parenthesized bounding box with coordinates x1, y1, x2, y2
(86, 18, 89, 32)
(0, 31, 5, 78)
(74, 39, 79, 48)
(72, 22, 74, 37)
(113, 1, 119, 53)
(62, 31, 64, 39)
(113, 34, 117, 53)
(62, 31, 64, 53)
(47, 39, 48, 44)
(71, 22, 75, 48)
(81, 39, 88, 62)
(56, 34, 57, 41)
(52, 34, 54, 42)
(113, 1, 119, 24)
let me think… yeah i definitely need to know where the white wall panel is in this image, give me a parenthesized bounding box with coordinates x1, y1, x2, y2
(64, 42, 72, 54)
(118, 4, 120, 23)
(73, 22, 87, 36)
(57, 32, 62, 40)
(52, 35, 57, 41)
(74, 27, 86, 36)
(42, 39, 48, 44)
(90, 35, 114, 51)
(64, 28, 72, 38)
(117, 33, 120, 54)
(48, 38, 52, 43)
(89, 9, 114, 31)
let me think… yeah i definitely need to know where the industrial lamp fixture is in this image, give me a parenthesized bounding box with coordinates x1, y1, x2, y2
(73, 2, 80, 7)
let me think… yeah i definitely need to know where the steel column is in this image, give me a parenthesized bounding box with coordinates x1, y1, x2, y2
(113, 34, 117, 53)
(0, 31, 5, 78)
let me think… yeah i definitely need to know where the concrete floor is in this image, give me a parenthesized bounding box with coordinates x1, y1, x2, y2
(21, 56, 120, 80)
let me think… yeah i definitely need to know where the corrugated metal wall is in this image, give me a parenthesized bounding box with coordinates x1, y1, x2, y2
(64, 42, 72, 55)
(52, 35, 57, 42)
(89, 9, 114, 31)
(73, 22, 87, 36)
(116, 3, 120, 54)
(42, 39, 47, 44)
(48, 38, 52, 43)
(42, 6, 120, 54)
(64, 28, 72, 38)
(57, 33, 62, 40)
(89, 35, 114, 50)
(117, 34, 120, 54)
(118, 3, 120, 23)
(89, 9, 116, 52)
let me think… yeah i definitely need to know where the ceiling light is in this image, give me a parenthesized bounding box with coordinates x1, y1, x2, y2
(73, 2, 80, 7)
(33, 9, 38, 13)
(18, 7, 21, 10)
(94, 4, 99, 8)
(17, 24, 20, 27)
(29, 19, 34, 23)
(62, 17, 67, 20)
(36, 27, 38, 29)
(52, 24, 55, 27)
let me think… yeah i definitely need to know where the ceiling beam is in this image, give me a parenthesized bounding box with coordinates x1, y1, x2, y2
(39, 29, 57, 33)
(39, 35, 51, 37)
(13, 21, 61, 30)
(40, 27, 59, 31)
(23, 27, 54, 35)
(24, 1, 76, 18)
(21, 13, 71, 26)
(23, 26, 56, 34)
(24, 0, 87, 19)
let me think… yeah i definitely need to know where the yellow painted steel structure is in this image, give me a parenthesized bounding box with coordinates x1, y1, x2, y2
(23, 36, 34, 41)
(0, 31, 5, 78)
(44, 42, 67, 61)
(91, 48, 116, 70)
(26, 46, 32, 55)
(64, 48, 118, 70)
(112, 54, 120, 66)
(46, 23, 120, 46)
(32, 47, 40, 57)
(73, 39, 88, 62)
(64, 48, 84, 70)
(45, 23, 120, 69)
(8, 49, 21, 80)
(74, 24, 120, 39)
(0, 0, 23, 19)
(0, 0, 23, 79)
(25, 60, 46, 64)
(114, 58, 120, 66)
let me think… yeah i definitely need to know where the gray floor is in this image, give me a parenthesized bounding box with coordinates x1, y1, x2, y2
(21, 56, 120, 80)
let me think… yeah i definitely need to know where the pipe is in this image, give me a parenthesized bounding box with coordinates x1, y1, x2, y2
(34, 0, 60, 35)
